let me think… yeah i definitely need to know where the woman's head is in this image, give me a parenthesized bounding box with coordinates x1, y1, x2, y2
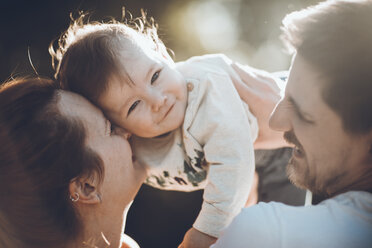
(58, 90, 146, 213)
(0, 77, 145, 247)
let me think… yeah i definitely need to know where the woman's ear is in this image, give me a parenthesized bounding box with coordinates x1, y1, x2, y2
(69, 176, 101, 205)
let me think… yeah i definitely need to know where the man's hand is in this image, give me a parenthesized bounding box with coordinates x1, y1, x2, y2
(178, 228, 217, 248)
(230, 62, 288, 149)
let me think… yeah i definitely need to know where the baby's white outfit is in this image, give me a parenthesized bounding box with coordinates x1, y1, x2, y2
(131, 54, 258, 237)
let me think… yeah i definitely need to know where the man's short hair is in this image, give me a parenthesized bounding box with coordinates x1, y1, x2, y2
(281, 0, 372, 134)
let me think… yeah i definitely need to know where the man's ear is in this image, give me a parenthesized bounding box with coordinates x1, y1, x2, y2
(69, 176, 101, 205)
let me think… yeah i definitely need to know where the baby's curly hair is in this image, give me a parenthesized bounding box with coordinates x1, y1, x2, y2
(50, 9, 170, 104)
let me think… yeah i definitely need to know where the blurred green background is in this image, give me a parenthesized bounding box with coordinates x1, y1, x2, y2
(0, 0, 319, 83)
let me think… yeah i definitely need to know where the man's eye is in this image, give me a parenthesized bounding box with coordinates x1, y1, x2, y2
(151, 71, 160, 84)
(128, 100, 140, 116)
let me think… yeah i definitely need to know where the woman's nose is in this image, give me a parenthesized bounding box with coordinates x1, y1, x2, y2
(269, 100, 292, 132)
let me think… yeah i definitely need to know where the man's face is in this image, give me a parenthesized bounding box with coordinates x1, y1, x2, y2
(269, 54, 369, 195)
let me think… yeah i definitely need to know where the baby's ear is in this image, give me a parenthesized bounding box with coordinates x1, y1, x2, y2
(69, 176, 101, 204)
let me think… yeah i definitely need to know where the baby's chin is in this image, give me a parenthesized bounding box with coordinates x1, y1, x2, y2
(146, 125, 181, 139)
(153, 132, 172, 139)
(135, 129, 173, 139)
(135, 116, 185, 138)
(150, 124, 181, 138)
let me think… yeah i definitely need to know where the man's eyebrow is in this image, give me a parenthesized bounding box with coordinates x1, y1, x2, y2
(288, 96, 315, 124)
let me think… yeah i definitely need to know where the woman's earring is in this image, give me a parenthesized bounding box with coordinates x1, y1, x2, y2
(70, 192, 80, 202)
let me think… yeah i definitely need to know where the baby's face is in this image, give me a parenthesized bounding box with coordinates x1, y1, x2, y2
(98, 43, 188, 138)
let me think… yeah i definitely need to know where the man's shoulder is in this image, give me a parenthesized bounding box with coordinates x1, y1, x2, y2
(215, 194, 372, 248)
(246, 191, 372, 223)
(319, 191, 372, 221)
(322, 190, 372, 206)
(222, 202, 307, 236)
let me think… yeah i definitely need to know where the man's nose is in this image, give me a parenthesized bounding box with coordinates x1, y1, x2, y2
(269, 100, 292, 132)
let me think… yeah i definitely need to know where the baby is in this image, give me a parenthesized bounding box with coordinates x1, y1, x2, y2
(51, 13, 257, 246)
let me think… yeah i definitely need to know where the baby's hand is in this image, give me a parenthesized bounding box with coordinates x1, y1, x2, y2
(178, 227, 217, 248)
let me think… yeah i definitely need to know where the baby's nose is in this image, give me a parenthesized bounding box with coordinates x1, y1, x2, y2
(151, 94, 167, 112)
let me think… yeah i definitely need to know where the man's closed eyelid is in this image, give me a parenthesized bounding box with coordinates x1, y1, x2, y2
(301, 114, 315, 124)
(287, 97, 314, 124)
(293, 106, 315, 124)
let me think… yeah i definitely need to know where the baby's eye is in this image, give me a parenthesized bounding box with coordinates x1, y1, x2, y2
(151, 71, 160, 84)
(128, 100, 140, 116)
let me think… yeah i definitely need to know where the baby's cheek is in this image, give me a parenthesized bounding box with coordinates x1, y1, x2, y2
(141, 121, 155, 132)
(115, 114, 129, 128)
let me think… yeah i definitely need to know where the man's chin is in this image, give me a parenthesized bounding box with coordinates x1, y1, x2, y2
(286, 157, 309, 191)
